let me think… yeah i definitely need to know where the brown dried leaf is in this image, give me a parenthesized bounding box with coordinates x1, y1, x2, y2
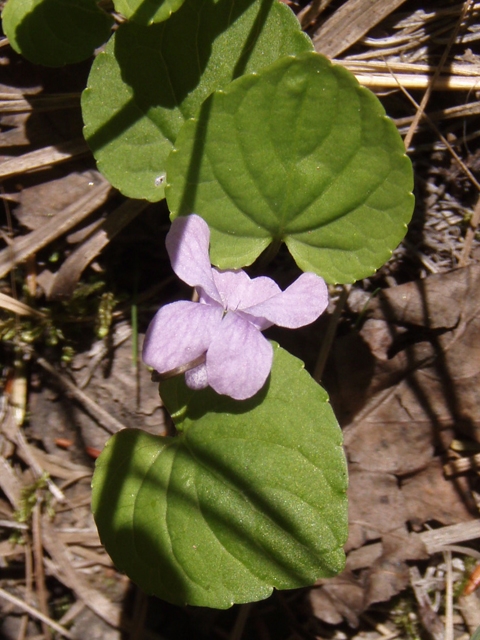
(313, 266, 480, 626)
(402, 458, 476, 526)
(363, 531, 426, 608)
(345, 265, 480, 442)
(13, 170, 101, 231)
(312, 0, 409, 57)
(312, 529, 428, 625)
(310, 572, 365, 627)
(346, 468, 406, 551)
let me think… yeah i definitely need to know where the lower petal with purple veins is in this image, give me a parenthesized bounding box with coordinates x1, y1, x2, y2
(206, 312, 273, 400)
(142, 300, 223, 374)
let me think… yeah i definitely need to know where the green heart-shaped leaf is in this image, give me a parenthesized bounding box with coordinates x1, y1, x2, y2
(81, 0, 312, 201)
(2, 0, 113, 66)
(113, 0, 185, 24)
(92, 344, 347, 608)
(166, 52, 414, 283)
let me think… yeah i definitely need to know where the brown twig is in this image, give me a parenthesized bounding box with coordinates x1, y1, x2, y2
(444, 551, 454, 640)
(40, 515, 123, 629)
(32, 502, 52, 640)
(18, 539, 33, 640)
(33, 355, 126, 434)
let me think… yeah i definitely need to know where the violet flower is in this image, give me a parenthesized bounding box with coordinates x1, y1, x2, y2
(142, 215, 328, 400)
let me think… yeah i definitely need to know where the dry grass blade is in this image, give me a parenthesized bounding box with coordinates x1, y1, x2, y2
(0, 138, 90, 179)
(32, 502, 52, 640)
(58, 600, 86, 629)
(392, 79, 480, 191)
(20, 538, 34, 640)
(67, 545, 113, 568)
(421, 522, 480, 553)
(347, 521, 480, 571)
(31, 449, 91, 483)
(49, 198, 150, 299)
(0, 179, 111, 279)
(2, 410, 66, 503)
(41, 515, 123, 629)
(298, 0, 334, 28)
(0, 587, 74, 639)
(336, 60, 480, 77)
(410, 566, 445, 640)
(0, 455, 22, 509)
(313, 0, 410, 57)
(0, 92, 80, 114)
(350, 73, 480, 90)
(394, 100, 480, 127)
(0, 291, 46, 317)
(403, 0, 474, 150)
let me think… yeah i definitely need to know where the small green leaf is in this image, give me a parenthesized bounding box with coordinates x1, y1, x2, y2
(166, 52, 414, 283)
(92, 344, 347, 608)
(82, 0, 312, 201)
(2, 0, 113, 67)
(113, 0, 185, 24)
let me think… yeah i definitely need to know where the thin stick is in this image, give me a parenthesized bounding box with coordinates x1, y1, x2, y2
(18, 538, 33, 640)
(32, 502, 51, 640)
(313, 286, 350, 383)
(444, 550, 454, 640)
(13, 426, 65, 503)
(58, 600, 86, 628)
(392, 78, 480, 191)
(403, 0, 474, 150)
(353, 73, 480, 91)
(0, 587, 74, 639)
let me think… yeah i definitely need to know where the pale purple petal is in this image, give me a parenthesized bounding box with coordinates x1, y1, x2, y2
(185, 363, 209, 390)
(142, 300, 223, 373)
(206, 312, 273, 400)
(242, 272, 328, 329)
(166, 215, 221, 303)
(203, 269, 278, 329)
(211, 269, 281, 313)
